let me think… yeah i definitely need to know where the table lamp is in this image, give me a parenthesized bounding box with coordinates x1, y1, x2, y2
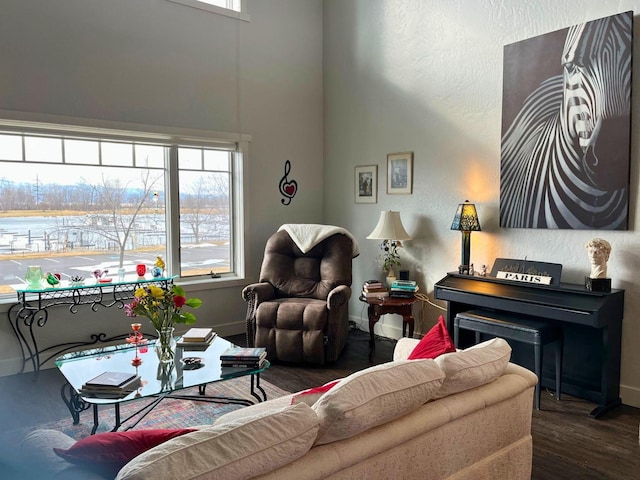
(367, 211, 412, 278)
(450, 200, 481, 274)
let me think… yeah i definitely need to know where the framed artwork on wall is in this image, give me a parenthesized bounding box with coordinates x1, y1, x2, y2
(355, 165, 377, 203)
(500, 11, 632, 230)
(387, 152, 413, 194)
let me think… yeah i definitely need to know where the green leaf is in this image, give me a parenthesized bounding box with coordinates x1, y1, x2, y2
(186, 298, 202, 309)
(172, 285, 186, 296)
(182, 312, 197, 324)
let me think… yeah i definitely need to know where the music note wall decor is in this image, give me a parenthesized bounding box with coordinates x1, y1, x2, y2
(279, 160, 297, 205)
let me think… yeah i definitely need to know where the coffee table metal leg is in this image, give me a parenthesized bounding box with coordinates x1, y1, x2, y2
(91, 405, 99, 435)
(250, 374, 267, 402)
(91, 403, 120, 435)
(117, 395, 167, 432)
(113, 403, 121, 431)
(60, 382, 90, 425)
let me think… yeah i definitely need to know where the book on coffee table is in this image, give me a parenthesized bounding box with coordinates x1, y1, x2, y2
(220, 347, 266, 361)
(220, 358, 268, 377)
(180, 328, 215, 343)
(177, 328, 216, 348)
(220, 348, 267, 374)
(83, 371, 138, 388)
(221, 356, 268, 369)
(80, 372, 142, 397)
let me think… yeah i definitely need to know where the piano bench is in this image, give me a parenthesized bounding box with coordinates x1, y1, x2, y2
(454, 309, 563, 410)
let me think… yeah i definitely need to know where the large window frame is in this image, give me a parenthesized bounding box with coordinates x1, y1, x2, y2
(0, 117, 248, 302)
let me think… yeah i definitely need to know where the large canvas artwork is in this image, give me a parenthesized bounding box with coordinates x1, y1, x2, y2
(500, 11, 632, 229)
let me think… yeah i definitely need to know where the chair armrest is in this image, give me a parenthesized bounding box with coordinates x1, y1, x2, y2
(327, 285, 351, 309)
(242, 282, 276, 303)
(242, 282, 276, 348)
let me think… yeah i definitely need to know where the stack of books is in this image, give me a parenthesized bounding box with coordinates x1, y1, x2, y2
(177, 327, 216, 349)
(390, 280, 419, 298)
(362, 279, 389, 299)
(220, 347, 267, 371)
(79, 371, 141, 398)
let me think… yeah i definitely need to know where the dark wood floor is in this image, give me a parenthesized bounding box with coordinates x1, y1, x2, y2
(0, 327, 639, 479)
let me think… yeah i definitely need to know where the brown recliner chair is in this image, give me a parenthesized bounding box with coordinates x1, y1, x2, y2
(242, 229, 354, 364)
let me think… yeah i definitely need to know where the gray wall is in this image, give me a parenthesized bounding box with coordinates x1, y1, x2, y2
(0, 0, 324, 374)
(323, 0, 640, 407)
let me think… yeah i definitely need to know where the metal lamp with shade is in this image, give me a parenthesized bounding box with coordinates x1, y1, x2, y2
(367, 211, 412, 279)
(450, 200, 481, 274)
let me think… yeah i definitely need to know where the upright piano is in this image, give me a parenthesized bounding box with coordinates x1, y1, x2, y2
(434, 273, 624, 418)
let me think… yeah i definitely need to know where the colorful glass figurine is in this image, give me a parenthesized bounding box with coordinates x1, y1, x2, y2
(45, 272, 60, 287)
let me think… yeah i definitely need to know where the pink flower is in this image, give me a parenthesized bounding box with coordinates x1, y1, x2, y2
(124, 298, 138, 317)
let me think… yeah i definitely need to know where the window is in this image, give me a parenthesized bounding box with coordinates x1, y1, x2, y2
(178, 146, 233, 278)
(194, 0, 241, 11)
(166, 0, 248, 20)
(0, 121, 245, 299)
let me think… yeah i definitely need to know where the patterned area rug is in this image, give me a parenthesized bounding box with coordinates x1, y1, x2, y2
(16, 377, 290, 441)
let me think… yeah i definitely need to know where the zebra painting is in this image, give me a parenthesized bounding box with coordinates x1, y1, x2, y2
(500, 11, 632, 229)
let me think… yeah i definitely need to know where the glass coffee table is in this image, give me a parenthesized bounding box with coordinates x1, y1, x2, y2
(55, 335, 270, 434)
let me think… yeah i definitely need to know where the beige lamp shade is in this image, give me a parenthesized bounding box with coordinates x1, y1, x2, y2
(367, 211, 412, 240)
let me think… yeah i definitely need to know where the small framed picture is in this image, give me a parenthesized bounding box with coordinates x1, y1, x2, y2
(355, 165, 377, 203)
(387, 152, 413, 194)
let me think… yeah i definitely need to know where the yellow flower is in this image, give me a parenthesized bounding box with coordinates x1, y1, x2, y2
(125, 284, 202, 333)
(148, 285, 165, 298)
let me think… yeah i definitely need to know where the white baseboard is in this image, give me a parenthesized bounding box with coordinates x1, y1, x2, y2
(0, 356, 26, 377)
(620, 384, 640, 408)
(349, 313, 404, 339)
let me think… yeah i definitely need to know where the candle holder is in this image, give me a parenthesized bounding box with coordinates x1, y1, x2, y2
(126, 323, 147, 366)
(136, 264, 147, 278)
(133, 366, 145, 398)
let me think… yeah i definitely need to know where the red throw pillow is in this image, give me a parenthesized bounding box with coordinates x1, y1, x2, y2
(290, 380, 340, 406)
(53, 428, 197, 477)
(408, 315, 456, 360)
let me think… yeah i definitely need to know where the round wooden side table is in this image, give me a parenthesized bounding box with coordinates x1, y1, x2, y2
(359, 295, 418, 358)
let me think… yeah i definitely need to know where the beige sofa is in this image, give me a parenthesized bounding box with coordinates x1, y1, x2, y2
(13, 337, 537, 480)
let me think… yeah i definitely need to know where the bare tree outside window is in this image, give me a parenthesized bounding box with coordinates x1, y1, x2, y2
(64, 170, 164, 269)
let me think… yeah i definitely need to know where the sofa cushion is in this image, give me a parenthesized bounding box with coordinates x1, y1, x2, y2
(53, 429, 196, 478)
(434, 337, 512, 398)
(291, 379, 341, 406)
(312, 359, 444, 445)
(393, 337, 420, 361)
(408, 315, 456, 359)
(213, 393, 294, 425)
(9, 429, 106, 480)
(116, 402, 319, 480)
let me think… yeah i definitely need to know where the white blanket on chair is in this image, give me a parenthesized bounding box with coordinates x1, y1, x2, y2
(278, 224, 360, 257)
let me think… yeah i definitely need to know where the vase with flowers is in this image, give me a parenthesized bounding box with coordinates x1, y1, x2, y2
(125, 284, 202, 363)
(379, 240, 403, 286)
